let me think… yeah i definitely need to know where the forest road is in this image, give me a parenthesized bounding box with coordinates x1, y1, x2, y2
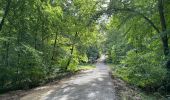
(21, 56, 117, 100)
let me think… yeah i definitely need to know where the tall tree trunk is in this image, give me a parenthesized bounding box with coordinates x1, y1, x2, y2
(41, 25, 44, 48)
(158, 0, 170, 67)
(5, 40, 9, 67)
(51, 32, 58, 60)
(65, 32, 78, 71)
(65, 45, 74, 71)
(16, 30, 21, 86)
(0, 0, 11, 31)
(5, 28, 12, 68)
(34, 32, 37, 49)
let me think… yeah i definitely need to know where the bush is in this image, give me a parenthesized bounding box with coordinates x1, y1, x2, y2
(68, 57, 79, 72)
(116, 50, 167, 88)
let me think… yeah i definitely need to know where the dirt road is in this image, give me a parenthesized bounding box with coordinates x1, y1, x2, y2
(1, 56, 117, 100)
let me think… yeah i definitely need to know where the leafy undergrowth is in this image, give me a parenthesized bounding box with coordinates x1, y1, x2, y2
(0, 64, 96, 99)
(110, 65, 167, 100)
(0, 72, 77, 99)
(0, 71, 76, 93)
(0, 64, 95, 94)
(112, 76, 167, 100)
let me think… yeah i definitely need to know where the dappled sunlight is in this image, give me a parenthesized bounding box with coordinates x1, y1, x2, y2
(42, 90, 55, 100)
(97, 77, 104, 81)
(63, 87, 75, 93)
(42, 62, 116, 100)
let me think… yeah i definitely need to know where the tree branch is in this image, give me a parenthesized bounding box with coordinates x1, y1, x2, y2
(106, 7, 160, 33)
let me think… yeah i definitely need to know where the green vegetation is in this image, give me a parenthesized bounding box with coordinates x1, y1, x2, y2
(0, 0, 102, 93)
(0, 0, 170, 98)
(104, 0, 170, 98)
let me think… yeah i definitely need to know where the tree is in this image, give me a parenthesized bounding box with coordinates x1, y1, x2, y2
(0, 0, 100, 92)
(103, 0, 170, 67)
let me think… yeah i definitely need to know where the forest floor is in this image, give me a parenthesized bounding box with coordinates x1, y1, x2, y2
(0, 57, 118, 100)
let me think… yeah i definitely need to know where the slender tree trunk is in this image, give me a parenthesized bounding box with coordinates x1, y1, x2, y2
(5, 41, 9, 67)
(65, 32, 78, 71)
(66, 45, 74, 70)
(34, 32, 37, 49)
(158, 0, 170, 67)
(51, 32, 58, 60)
(41, 25, 44, 48)
(46, 32, 58, 74)
(16, 30, 21, 86)
(0, 0, 11, 31)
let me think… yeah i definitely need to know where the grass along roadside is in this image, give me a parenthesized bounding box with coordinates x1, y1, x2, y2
(78, 64, 96, 70)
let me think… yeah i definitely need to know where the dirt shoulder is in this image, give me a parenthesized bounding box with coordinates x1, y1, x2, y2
(0, 72, 80, 100)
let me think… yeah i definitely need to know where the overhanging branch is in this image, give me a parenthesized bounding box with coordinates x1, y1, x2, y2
(106, 7, 160, 33)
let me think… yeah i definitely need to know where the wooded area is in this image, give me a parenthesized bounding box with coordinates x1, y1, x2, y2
(0, 0, 102, 92)
(0, 0, 170, 97)
(104, 0, 170, 95)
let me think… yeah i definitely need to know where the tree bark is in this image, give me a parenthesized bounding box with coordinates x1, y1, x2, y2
(65, 32, 78, 71)
(158, 0, 169, 56)
(65, 44, 74, 70)
(5, 39, 9, 67)
(34, 32, 37, 49)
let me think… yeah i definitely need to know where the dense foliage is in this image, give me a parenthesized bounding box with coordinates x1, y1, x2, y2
(104, 0, 170, 93)
(0, 0, 102, 92)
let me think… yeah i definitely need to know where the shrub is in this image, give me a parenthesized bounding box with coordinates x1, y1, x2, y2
(116, 50, 167, 88)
